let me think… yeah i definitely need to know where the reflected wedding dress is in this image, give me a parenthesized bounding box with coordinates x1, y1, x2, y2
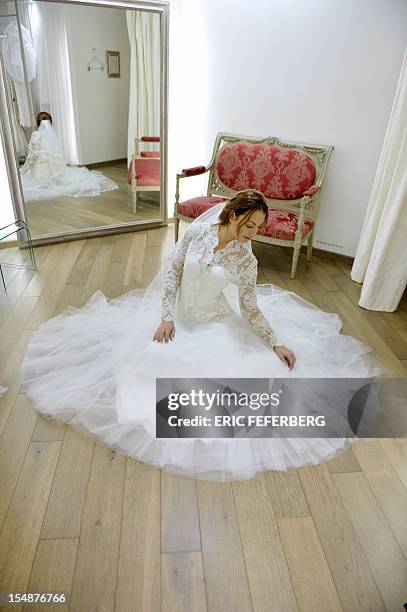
(20, 204, 386, 480)
(20, 120, 118, 201)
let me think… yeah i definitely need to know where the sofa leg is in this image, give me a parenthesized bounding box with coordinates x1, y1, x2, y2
(306, 231, 314, 262)
(291, 246, 301, 279)
(175, 217, 180, 242)
(132, 190, 138, 214)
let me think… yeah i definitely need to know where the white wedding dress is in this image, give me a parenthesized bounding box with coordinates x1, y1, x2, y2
(20, 120, 118, 201)
(20, 204, 387, 480)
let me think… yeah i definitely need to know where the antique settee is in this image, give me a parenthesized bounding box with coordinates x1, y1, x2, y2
(174, 132, 334, 278)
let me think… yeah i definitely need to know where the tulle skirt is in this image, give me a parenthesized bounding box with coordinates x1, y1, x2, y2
(20, 283, 387, 481)
(21, 165, 118, 202)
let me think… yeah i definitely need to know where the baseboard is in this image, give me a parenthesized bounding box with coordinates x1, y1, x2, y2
(85, 158, 127, 168)
(299, 243, 354, 264)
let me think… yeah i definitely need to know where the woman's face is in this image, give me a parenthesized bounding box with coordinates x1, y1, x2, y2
(230, 210, 267, 243)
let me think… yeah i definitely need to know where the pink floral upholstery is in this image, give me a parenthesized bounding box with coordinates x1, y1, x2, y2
(128, 158, 160, 186)
(177, 196, 229, 218)
(261, 209, 314, 240)
(216, 143, 316, 200)
(140, 151, 161, 158)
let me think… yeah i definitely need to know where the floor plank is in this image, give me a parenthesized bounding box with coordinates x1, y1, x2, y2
(0, 441, 62, 598)
(197, 481, 254, 612)
(161, 472, 201, 553)
(277, 516, 342, 612)
(298, 463, 385, 611)
(161, 551, 207, 612)
(351, 439, 407, 557)
(334, 471, 407, 611)
(116, 460, 160, 612)
(232, 473, 299, 611)
(69, 444, 125, 612)
(23, 539, 78, 612)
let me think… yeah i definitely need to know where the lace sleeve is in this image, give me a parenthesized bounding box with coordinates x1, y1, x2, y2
(238, 254, 282, 349)
(160, 223, 198, 321)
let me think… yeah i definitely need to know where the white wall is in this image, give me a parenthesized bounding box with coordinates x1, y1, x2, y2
(65, 4, 130, 165)
(168, 0, 407, 257)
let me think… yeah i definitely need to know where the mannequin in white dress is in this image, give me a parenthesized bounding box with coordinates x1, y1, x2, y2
(20, 112, 65, 185)
(20, 189, 386, 481)
(20, 113, 118, 201)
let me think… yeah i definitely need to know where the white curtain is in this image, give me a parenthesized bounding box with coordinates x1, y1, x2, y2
(126, 11, 160, 165)
(27, 2, 78, 165)
(351, 48, 407, 311)
(1, 21, 36, 127)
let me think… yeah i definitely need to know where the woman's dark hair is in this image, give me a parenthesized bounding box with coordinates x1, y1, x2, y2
(36, 111, 52, 127)
(217, 189, 269, 234)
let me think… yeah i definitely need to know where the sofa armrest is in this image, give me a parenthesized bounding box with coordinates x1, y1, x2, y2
(175, 164, 211, 208)
(180, 165, 208, 177)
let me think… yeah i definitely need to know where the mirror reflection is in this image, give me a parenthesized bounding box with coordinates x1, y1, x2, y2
(1, 0, 161, 238)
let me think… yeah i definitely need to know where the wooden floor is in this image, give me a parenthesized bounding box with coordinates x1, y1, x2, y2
(24, 160, 161, 238)
(0, 222, 406, 612)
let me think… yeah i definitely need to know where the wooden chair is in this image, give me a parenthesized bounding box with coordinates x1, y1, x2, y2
(174, 132, 333, 278)
(128, 136, 160, 213)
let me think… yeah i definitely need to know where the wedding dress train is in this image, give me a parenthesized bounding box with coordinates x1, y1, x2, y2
(20, 204, 387, 480)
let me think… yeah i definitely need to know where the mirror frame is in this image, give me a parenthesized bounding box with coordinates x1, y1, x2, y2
(0, 0, 169, 246)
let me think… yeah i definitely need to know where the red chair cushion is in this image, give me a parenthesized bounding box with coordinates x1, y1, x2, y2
(261, 208, 314, 240)
(216, 143, 316, 200)
(140, 151, 160, 158)
(177, 195, 228, 218)
(127, 158, 160, 186)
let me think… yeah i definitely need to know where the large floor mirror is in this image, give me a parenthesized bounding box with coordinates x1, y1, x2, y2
(0, 0, 168, 244)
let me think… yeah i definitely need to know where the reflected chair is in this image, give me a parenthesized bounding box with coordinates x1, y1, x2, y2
(128, 136, 160, 214)
(174, 132, 334, 278)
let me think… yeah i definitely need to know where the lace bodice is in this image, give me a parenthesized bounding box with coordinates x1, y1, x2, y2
(160, 222, 282, 349)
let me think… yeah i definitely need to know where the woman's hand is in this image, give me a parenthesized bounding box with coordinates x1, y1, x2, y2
(153, 320, 175, 344)
(273, 345, 296, 370)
